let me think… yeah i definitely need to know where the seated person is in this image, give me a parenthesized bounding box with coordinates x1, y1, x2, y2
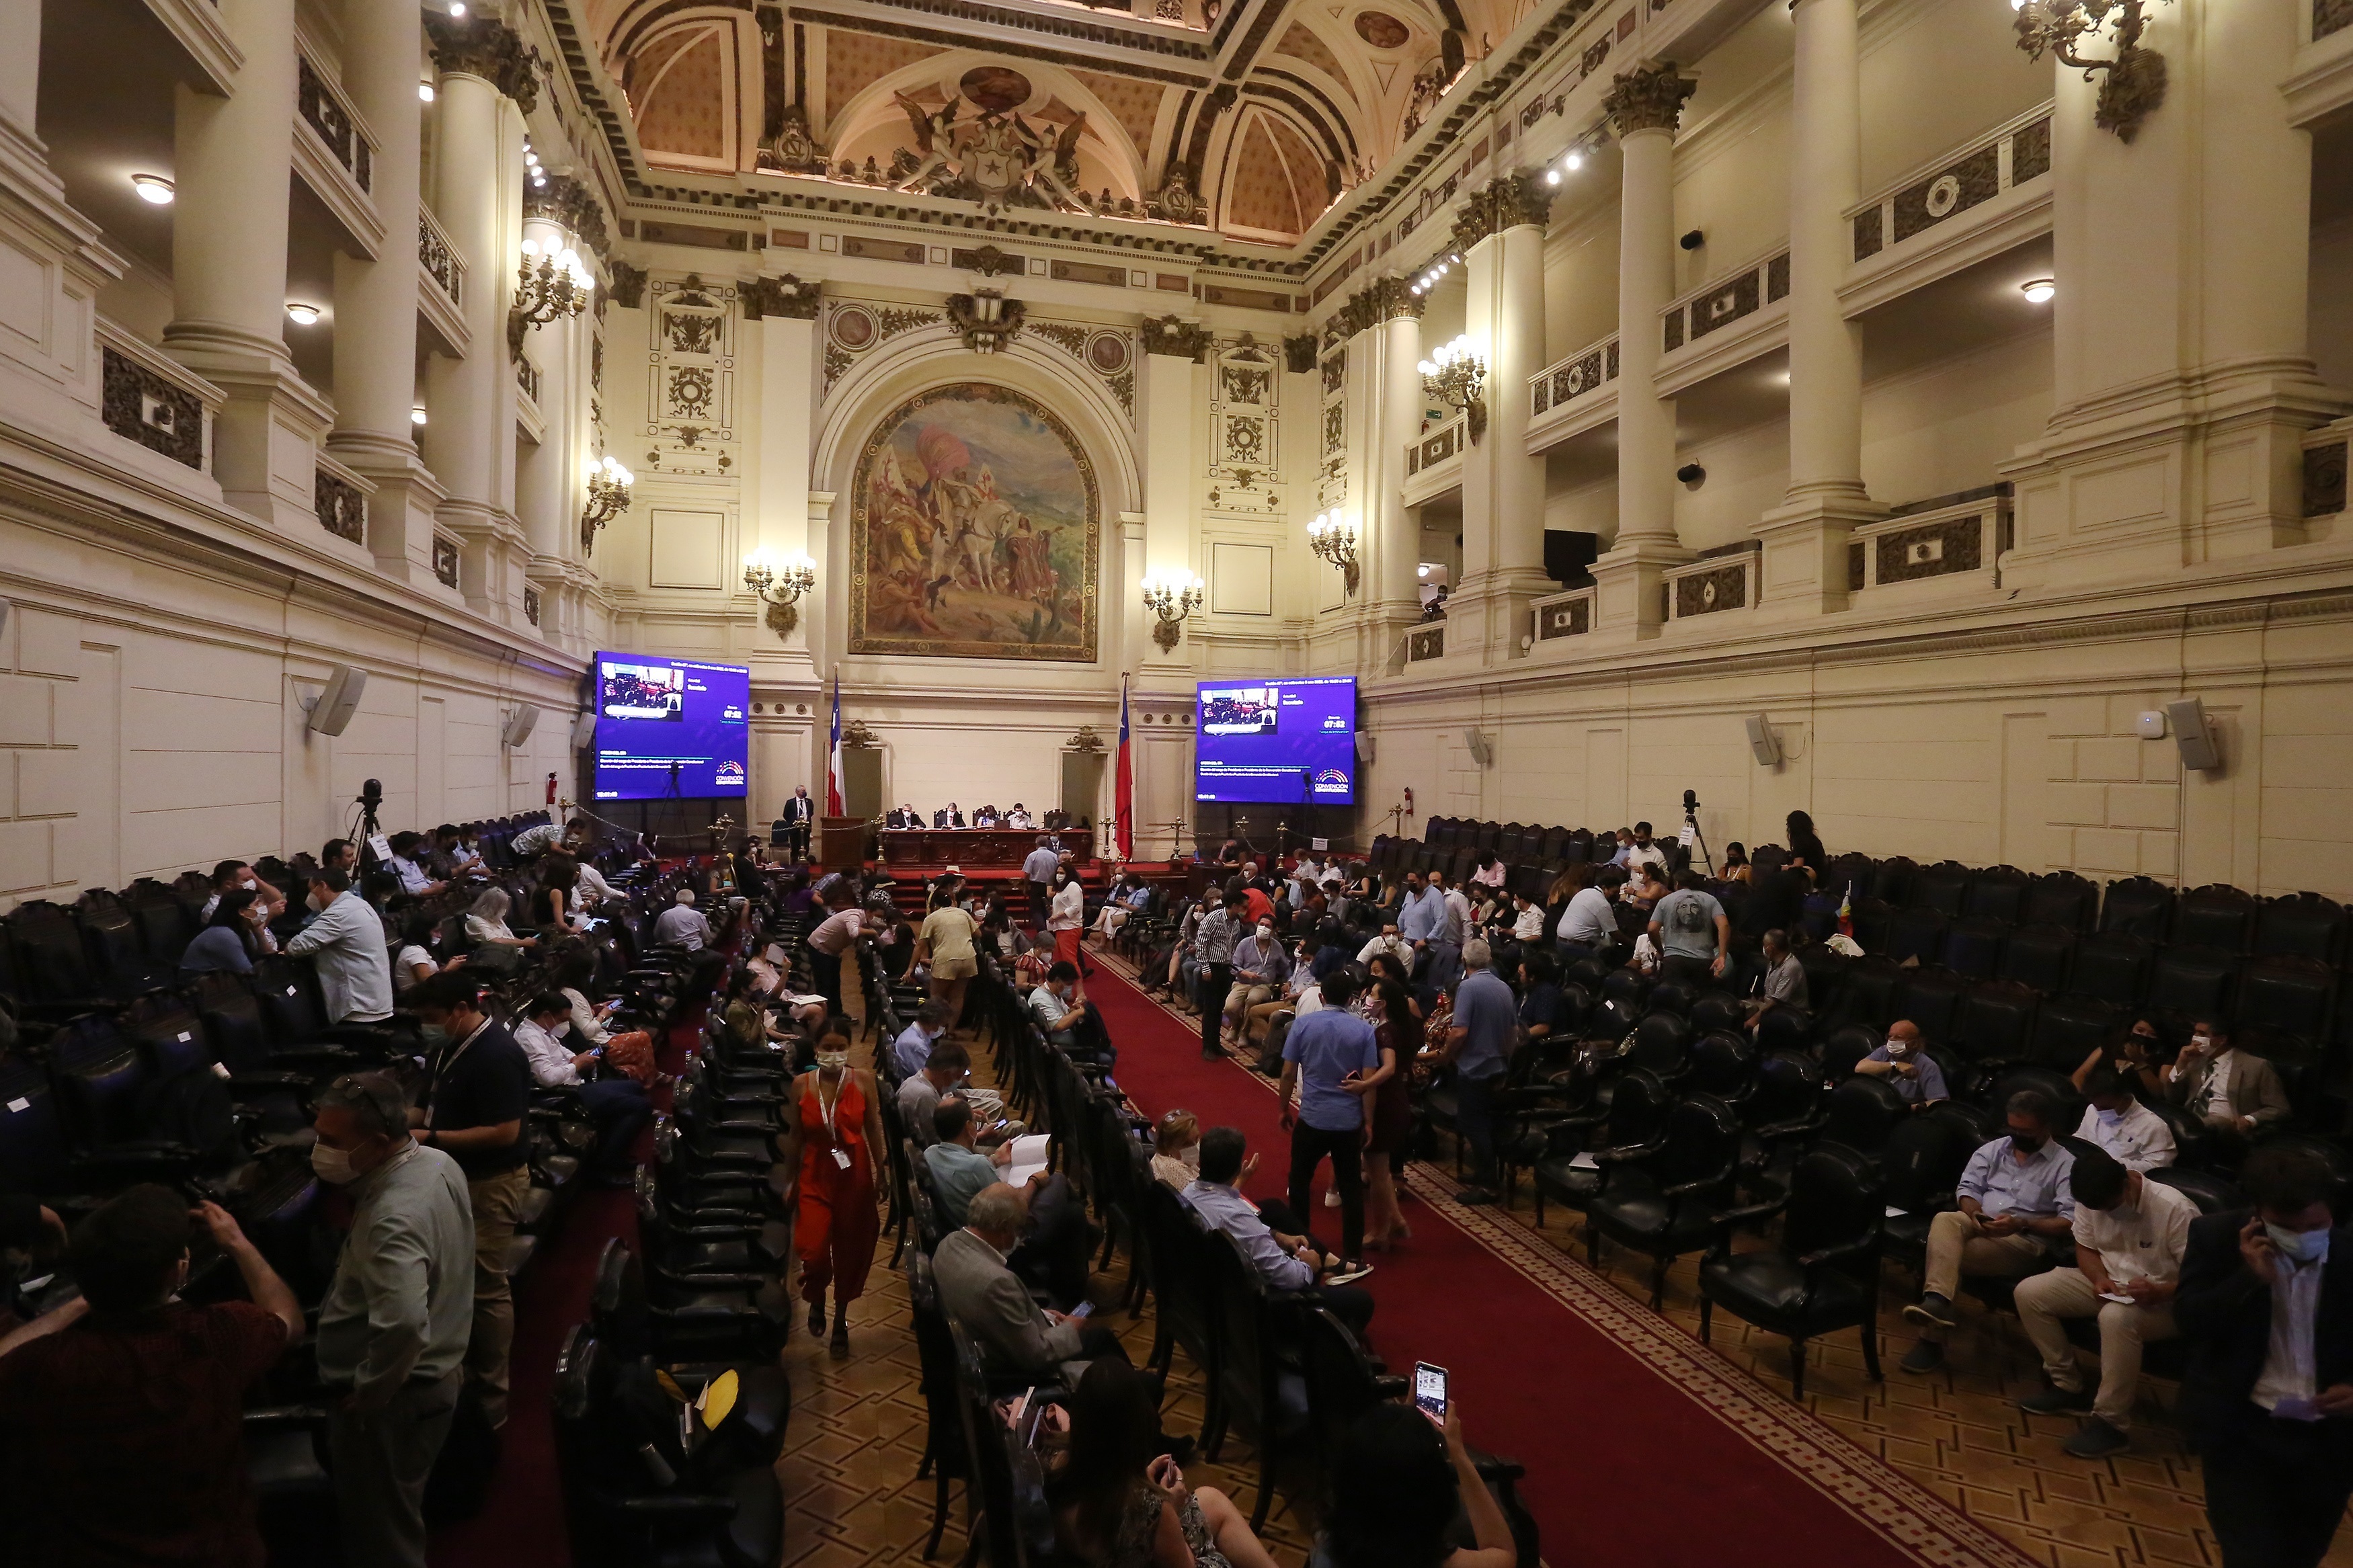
(653, 886, 713, 950)
(1853, 1020, 1948, 1108)
(898, 1040, 971, 1147)
(1031, 962, 1111, 1067)
(1220, 919, 1291, 1050)
(1355, 923, 1411, 970)
(972, 804, 1001, 829)
(463, 886, 536, 954)
(934, 1182, 1122, 1388)
(1049, 1360, 1277, 1568)
(1149, 1109, 1202, 1189)
(2072, 1016, 2167, 1102)
(513, 992, 653, 1186)
(181, 886, 267, 977)
(1014, 933, 1056, 993)
(1554, 866, 1624, 961)
(1517, 951, 1568, 1050)
(1901, 1090, 2077, 1372)
(2074, 1065, 2176, 1172)
(926, 1098, 1092, 1305)
(1244, 938, 1321, 1049)
(1180, 1126, 1373, 1338)
(2013, 1146, 2194, 1458)
(2163, 1022, 2290, 1146)
(1318, 1401, 1518, 1568)
(0, 1187, 304, 1565)
(1090, 874, 1150, 940)
(1745, 927, 1808, 1026)
(892, 1000, 957, 1080)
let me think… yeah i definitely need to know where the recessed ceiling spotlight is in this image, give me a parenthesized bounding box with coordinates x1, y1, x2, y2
(419, 81, 436, 102)
(1565, 151, 1584, 171)
(448, 1, 467, 15)
(130, 173, 175, 204)
(285, 302, 322, 325)
(1546, 169, 1561, 185)
(2020, 277, 2056, 304)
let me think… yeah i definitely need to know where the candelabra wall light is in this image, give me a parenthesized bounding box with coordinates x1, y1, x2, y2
(1306, 509, 1361, 595)
(1140, 569, 1205, 652)
(514, 239, 594, 331)
(1418, 335, 1489, 446)
(579, 454, 633, 554)
(743, 547, 819, 638)
(947, 288, 1026, 354)
(2010, 0, 2169, 142)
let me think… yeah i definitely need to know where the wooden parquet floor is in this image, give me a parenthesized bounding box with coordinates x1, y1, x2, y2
(776, 991, 2350, 1568)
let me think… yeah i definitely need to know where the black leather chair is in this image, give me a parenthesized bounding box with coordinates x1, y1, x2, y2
(1876, 1108, 1982, 1276)
(2255, 891, 2347, 964)
(1585, 1094, 1743, 1309)
(2022, 871, 2100, 932)
(906, 1252, 975, 1559)
(1816, 1074, 1909, 1165)
(2098, 876, 2175, 942)
(1202, 1229, 1309, 1532)
(1529, 1067, 1673, 1227)
(1698, 1145, 1885, 1400)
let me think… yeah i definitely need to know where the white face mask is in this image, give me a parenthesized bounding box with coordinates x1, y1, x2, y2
(1179, 1144, 1201, 1171)
(2267, 1223, 2330, 1264)
(549, 1020, 570, 1040)
(816, 1050, 850, 1071)
(311, 1143, 358, 1184)
(2191, 1033, 2214, 1052)
(1884, 1038, 1909, 1058)
(307, 890, 328, 912)
(241, 876, 259, 891)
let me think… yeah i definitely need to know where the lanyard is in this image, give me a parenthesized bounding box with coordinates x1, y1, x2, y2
(426, 1015, 495, 1127)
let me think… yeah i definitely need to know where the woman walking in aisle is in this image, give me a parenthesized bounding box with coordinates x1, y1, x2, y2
(776, 1021, 886, 1356)
(1362, 976, 1415, 1250)
(1049, 863, 1090, 976)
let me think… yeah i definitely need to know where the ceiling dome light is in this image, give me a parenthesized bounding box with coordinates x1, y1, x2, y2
(1546, 169, 1561, 185)
(2020, 277, 2056, 304)
(448, 1, 466, 15)
(285, 302, 321, 326)
(1565, 151, 1584, 171)
(419, 81, 436, 102)
(130, 173, 175, 204)
(411, 404, 428, 425)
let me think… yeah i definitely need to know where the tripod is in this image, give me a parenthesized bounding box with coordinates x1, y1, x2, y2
(1681, 799, 1716, 878)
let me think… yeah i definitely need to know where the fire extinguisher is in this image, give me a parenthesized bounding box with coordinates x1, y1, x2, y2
(546, 772, 559, 805)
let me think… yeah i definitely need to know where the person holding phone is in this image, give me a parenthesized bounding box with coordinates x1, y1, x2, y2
(1320, 1399, 1517, 1568)
(512, 992, 651, 1188)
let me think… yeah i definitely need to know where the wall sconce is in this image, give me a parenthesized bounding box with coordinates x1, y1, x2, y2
(1417, 335, 1488, 445)
(743, 548, 819, 638)
(1306, 509, 1361, 595)
(947, 288, 1026, 354)
(1140, 569, 1204, 653)
(579, 454, 633, 554)
(514, 239, 593, 331)
(2011, 0, 2169, 142)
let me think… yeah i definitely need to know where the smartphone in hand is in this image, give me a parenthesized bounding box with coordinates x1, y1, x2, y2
(1068, 1300, 1094, 1320)
(1414, 1361, 1449, 1421)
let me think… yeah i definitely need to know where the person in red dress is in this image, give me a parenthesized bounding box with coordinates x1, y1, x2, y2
(777, 1022, 887, 1356)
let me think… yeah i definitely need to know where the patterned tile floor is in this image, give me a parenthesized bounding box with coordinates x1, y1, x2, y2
(771, 999, 2350, 1568)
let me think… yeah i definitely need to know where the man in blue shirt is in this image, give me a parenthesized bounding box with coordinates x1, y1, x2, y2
(1444, 940, 1518, 1206)
(1853, 1020, 1949, 1108)
(1396, 872, 1445, 983)
(1901, 1089, 2077, 1372)
(1183, 1126, 1374, 1335)
(1278, 968, 1383, 1272)
(891, 1001, 956, 1079)
(1021, 837, 1060, 930)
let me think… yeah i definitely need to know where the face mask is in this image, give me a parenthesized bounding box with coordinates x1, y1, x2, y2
(1179, 1144, 1201, 1171)
(2191, 1033, 2213, 1051)
(419, 1023, 449, 1050)
(311, 1143, 358, 1184)
(1257, 926, 1274, 940)
(241, 876, 259, 891)
(816, 1050, 850, 1071)
(549, 1021, 569, 1040)
(2268, 1223, 2330, 1263)
(1884, 1039, 1909, 1058)
(307, 890, 327, 911)
(2011, 1133, 2045, 1154)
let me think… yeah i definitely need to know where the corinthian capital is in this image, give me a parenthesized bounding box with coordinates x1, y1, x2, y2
(1603, 60, 1696, 136)
(425, 14, 541, 114)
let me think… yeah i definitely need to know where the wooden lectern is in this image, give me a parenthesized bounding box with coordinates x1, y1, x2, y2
(818, 815, 870, 871)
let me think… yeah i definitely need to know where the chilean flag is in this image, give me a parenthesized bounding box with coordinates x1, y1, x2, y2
(1115, 673, 1134, 860)
(826, 675, 844, 817)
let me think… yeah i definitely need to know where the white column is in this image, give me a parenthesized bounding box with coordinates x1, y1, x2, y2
(1375, 296, 1425, 628)
(753, 283, 822, 673)
(1756, 0, 1881, 616)
(0, 0, 43, 167)
(1589, 64, 1694, 638)
(518, 213, 571, 562)
(330, 0, 439, 577)
(1450, 177, 1552, 663)
(1139, 325, 1205, 678)
(164, 0, 333, 532)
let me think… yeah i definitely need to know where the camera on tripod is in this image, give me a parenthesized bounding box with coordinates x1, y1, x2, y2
(1677, 788, 1713, 876)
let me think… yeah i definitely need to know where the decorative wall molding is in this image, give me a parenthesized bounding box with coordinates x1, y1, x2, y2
(740, 273, 823, 319)
(1142, 315, 1211, 360)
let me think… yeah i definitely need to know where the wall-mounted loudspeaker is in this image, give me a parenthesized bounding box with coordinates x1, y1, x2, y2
(502, 703, 541, 749)
(1745, 713, 1781, 767)
(1355, 731, 1375, 764)
(1462, 727, 1492, 768)
(2166, 696, 2221, 771)
(571, 712, 597, 751)
(305, 664, 367, 736)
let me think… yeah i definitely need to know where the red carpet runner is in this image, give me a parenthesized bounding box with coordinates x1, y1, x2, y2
(1084, 958, 2037, 1568)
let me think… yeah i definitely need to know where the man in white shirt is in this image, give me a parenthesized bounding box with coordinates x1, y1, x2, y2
(2074, 1066, 2176, 1173)
(2175, 1143, 2353, 1567)
(512, 992, 650, 1186)
(1356, 924, 1410, 968)
(201, 859, 285, 952)
(1622, 822, 1668, 877)
(571, 858, 618, 909)
(284, 868, 394, 1024)
(1556, 866, 1624, 959)
(651, 888, 712, 950)
(2013, 1146, 2194, 1456)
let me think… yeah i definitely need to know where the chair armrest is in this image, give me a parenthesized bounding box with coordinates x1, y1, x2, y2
(1796, 1234, 1880, 1270)
(1371, 1374, 1410, 1399)
(1658, 1172, 1730, 1201)
(1709, 1196, 1789, 1239)
(225, 1071, 319, 1095)
(613, 1493, 740, 1522)
(1590, 1138, 1667, 1167)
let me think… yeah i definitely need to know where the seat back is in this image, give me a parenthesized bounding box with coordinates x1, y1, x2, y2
(905, 1253, 969, 1490)
(1941, 918, 2007, 981)
(48, 1014, 156, 1149)
(2234, 956, 2335, 1053)
(1140, 1183, 1219, 1374)
(2020, 872, 2100, 932)
(190, 969, 275, 1075)
(1817, 1024, 1879, 1081)
(1652, 1095, 1743, 1196)
(1884, 909, 1948, 966)
(1867, 856, 1917, 907)
(2146, 1165, 2241, 1214)
(1753, 1003, 1817, 1057)
(1746, 1050, 1822, 1130)
(1645, 980, 1696, 1019)
(1952, 979, 2039, 1067)
(1689, 993, 1747, 1037)
(1890, 967, 1966, 1045)
(2071, 932, 2154, 1006)
(2028, 993, 2118, 1073)
(2147, 946, 2237, 1023)
(1824, 955, 1903, 1033)
(1781, 1147, 1882, 1276)
(1601, 1068, 1675, 1151)
(1687, 1030, 1755, 1100)
(4, 901, 99, 1003)
(1818, 1073, 1908, 1159)
(0, 1055, 72, 1195)
(2099, 876, 2175, 942)
(77, 889, 162, 997)
(1995, 923, 2075, 994)
(120, 991, 216, 1081)
(2175, 885, 2258, 955)
(124, 880, 198, 968)
(1910, 862, 1972, 918)
(1961, 868, 2029, 923)
(1625, 1012, 1693, 1079)
(1878, 1109, 1978, 1212)
(2256, 892, 2348, 964)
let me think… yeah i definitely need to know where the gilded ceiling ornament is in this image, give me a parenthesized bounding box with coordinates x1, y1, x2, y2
(1602, 60, 1697, 137)
(760, 105, 830, 174)
(884, 89, 1093, 215)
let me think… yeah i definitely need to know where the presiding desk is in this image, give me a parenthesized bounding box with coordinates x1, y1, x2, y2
(879, 827, 1094, 870)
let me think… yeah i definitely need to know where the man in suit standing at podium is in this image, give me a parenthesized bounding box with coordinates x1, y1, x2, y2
(779, 785, 815, 864)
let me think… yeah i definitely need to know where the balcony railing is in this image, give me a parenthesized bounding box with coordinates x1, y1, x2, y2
(298, 56, 372, 193)
(2305, 421, 2350, 520)
(516, 356, 543, 405)
(1662, 542, 1759, 623)
(1530, 585, 1593, 642)
(96, 319, 219, 474)
(419, 204, 464, 308)
(1405, 622, 1445, 662)
(1848, 105, 2052, 265)
(313, 451, 372, 546)
(1845, 486, 2014, 597)
(1405, 413, 1466, 477)
(1663, 251, 1788, 356)
(1530, 333, 1618, 418)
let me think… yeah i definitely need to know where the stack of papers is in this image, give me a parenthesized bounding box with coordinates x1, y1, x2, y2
(1004, 1133, 1053, 1186)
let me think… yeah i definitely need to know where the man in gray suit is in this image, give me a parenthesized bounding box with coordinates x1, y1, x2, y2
(933, 1184, 1119, 1388)
(2166, 1022, 2291, 1149)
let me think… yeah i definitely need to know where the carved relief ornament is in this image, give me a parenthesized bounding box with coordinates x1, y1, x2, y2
(1337, 276, 1424, 339)
(1142, 315, 1211, 361)
(1449, 172, 1552, 254)
(423, 15, 541, 113)
(741, 274, 822, 319)
(1603, 60, 1697, 136)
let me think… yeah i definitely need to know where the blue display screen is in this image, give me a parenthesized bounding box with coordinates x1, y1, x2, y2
(1194, 677, 1357, 804)
(591, 653, 750, 800)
